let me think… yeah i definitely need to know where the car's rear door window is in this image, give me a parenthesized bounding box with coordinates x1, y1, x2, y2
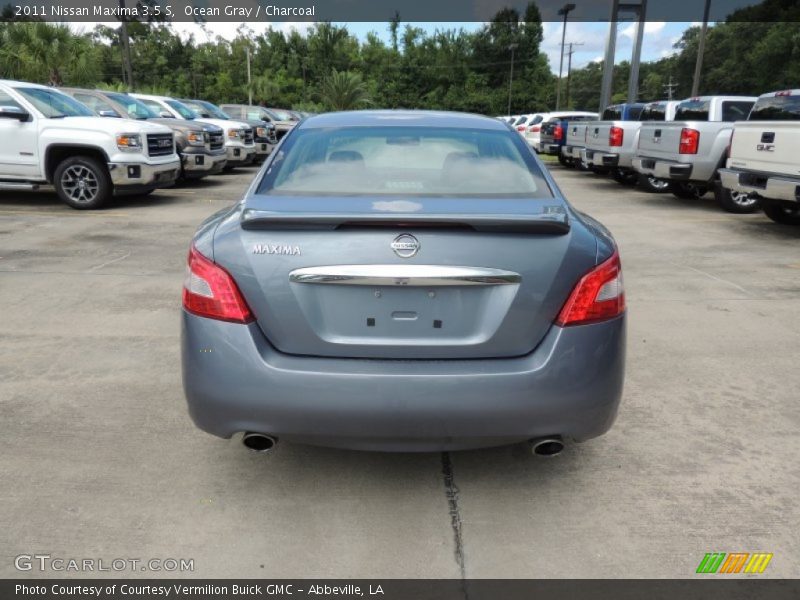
(258, 126, 551, 197)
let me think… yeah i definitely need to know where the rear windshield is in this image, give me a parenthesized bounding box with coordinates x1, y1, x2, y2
(602, 106, 621, 120)
(675, 100, 711, 121)
(257, 126, 551, 198)
(639, 104, 667, 121)
(748, 96, 800, 120)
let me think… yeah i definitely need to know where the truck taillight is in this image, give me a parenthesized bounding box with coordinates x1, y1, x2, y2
(183, 245, 254, 323)
(517, 125, 526, 131)
(556, 250, 625, 327)
(679, 128, 700, 154)
(609, 126, 624, 147)
(529, 125, 541, 132)
(553, 125, 564, 140)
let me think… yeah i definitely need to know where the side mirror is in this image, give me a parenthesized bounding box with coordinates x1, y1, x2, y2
(0, 105, 30, 122)
(98, 109, 121, 118)
(159, 111, 174, 118)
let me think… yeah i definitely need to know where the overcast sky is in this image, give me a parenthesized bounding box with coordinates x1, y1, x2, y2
(67, 20, 695, 75)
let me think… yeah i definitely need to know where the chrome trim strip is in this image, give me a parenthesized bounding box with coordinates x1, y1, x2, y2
(289, 265, 521, 286)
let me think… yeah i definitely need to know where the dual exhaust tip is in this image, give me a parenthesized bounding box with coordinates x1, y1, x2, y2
(529, 437, 565, 457)
(242, 433, 564, 456)
(242, 432, 278, 453)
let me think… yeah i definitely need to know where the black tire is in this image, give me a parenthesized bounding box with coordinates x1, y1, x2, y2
(762, 201, 800, 225)
(611, 168, 638, 186)
(670, 182, 708, 199)
(590, 166, 610, 176)
(53, 156, 112, 210)
(714, 182, 760, 214)
(558, 154, 572, 167)
(637, 173, 671, 193)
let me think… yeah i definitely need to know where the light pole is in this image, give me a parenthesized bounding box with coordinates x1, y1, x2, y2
(555, 3, 576, 110)
(691, 0, 712, 97)
(507, 43, 518, 117)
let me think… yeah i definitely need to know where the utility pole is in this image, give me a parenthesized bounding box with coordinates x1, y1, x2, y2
(507, 43, 518, 117)
(663, 76, 678, 100)
(118, 0, 134, 88)
(692, 0, 712, 97)
(555, 3, 576, 110)
(564, 42, 584, 108)
(246, 46, 252, 106)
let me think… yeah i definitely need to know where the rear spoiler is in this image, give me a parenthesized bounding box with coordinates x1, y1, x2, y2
(240, 209, 570, 234)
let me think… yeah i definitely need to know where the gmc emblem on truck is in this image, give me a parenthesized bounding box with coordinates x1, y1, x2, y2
(756, 144, 775, 152)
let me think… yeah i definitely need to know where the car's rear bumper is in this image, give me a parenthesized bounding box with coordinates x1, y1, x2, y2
(719, 168, 800, 204)
(540, 143, 561, 155)
(586, 149, 631, 169)
(562, 145, 585, 160)
(633, 156, 716, 183)
(181, 311, 626, 451)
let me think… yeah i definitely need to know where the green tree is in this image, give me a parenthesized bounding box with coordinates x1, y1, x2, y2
(319, 69, 370, 110)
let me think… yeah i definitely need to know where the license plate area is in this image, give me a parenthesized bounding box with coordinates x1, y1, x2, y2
(290, 283, 518, 346)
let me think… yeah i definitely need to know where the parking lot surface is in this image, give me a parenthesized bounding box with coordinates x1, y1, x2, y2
(1, 164, 798, 578)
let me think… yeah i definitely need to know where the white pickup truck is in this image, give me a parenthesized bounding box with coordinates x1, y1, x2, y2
(584, 101, 680, 191)
(720, 90, 800, 225)
(632, 95, 758, 212)
(132, 93, 256, 168)
(0, 80, 180, 209)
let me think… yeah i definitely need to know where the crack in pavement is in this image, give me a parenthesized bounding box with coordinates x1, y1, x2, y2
(441, 451, 468, 591)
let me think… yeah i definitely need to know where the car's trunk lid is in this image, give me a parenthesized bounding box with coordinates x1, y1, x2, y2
(216, 195, 596, 359)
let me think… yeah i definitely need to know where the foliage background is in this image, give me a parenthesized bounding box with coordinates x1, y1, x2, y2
(1, 1, 798, 113)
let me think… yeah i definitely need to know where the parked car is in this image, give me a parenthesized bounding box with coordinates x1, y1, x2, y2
(178, 98, 276, 164)
(584, 101, 680, 191)
(522, 112, 551, 149)
(60, 88, 227, 180)
(538, 112, 600, 164)
(181, 110, 626, 454)
(512, 113, 541, 134)
(633, 95, 758, 212)
(220, 103, 295, 142)
(720, 89, 800, 225)
(0, 80, 180, 209)
(132, 93, 256, 168)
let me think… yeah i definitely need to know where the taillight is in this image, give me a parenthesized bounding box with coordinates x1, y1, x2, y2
(553, 125, 564, 140)
(517, 125, 526, 131)
(529, 125, 541, 133)
(679, 128, 700, 154)
(609, 126, 624, 147)
(556, 250, 625, 327)
(183, 245, 254, 323)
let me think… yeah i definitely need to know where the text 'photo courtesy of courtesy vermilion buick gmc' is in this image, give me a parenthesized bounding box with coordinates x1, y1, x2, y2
(180, 111, 627, 454)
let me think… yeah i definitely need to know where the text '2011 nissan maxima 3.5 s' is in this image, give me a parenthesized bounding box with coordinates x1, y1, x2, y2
(181, 110, 626, 454)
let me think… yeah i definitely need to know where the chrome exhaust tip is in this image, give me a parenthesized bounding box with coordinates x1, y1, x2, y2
(242, 432, 278, 453)
(529, 437, 564, 457)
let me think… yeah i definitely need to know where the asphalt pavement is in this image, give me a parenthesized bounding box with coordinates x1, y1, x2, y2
(1, 162, 797, 578)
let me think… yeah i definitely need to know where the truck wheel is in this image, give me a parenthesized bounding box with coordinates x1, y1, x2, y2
(612, 169, 638, 186)
(54, 156, 112, 210)
(638, 174, 671, 193)
(714, 182, 760, 214)
(762, 201, 800, 225)
(558, 154, 572, 167)
(670, 182, 707, 199)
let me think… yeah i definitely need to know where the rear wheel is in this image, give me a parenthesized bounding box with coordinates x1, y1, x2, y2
(670, 182, 707, 199)
(611, 169, 638, 186)
(53, 156, 112, 210)
(714, 182, 760, 214)
(762, 201, 800, 225)
(638, 174, 671, 193)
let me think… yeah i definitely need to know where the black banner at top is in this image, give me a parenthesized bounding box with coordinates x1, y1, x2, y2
(1, 0, 798, 23)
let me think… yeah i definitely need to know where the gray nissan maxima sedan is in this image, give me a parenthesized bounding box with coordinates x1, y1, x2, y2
(181, 110, 626, 454)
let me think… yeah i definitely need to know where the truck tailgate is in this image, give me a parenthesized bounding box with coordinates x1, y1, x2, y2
(728, 122, 800, 177)
(636, 122, 685, 158)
